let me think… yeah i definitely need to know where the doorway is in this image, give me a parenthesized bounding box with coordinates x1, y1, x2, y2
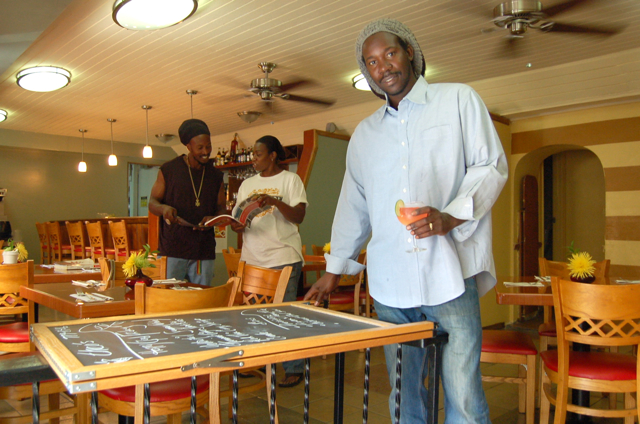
(128, 163, 160, 217)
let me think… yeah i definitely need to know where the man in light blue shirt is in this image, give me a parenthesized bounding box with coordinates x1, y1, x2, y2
(305, 19, 508, 423)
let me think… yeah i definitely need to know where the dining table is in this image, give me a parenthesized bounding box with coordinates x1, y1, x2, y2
(34, 265, 102, 284)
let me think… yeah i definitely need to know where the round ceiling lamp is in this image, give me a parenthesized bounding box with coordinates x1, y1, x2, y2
(16, 66, 71, 92)
(352, 73, 370, 91)
(0, 110, 7, 122)
(112, 0, 198, 30)
(238, 111, 261, 124)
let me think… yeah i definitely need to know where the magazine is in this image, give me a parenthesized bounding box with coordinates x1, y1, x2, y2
(203, 194, 281, 228)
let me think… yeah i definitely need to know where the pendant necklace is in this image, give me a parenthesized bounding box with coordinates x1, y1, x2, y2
(187, 158, 205, 207)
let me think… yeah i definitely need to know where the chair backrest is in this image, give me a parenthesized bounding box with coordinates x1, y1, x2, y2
(46, 221, 67, 261)
(135, 279, 235, 315)
(539, 257, 610, 282)
(227, 246, 240, 254)
(144, 255, 167, 280)
(311, 244, 324, 256)
(551, 276, 640, 350)
(0, 261, 35, 352)
(222, 248, 241, 278)
(108, 220, 130, 258)
(85, 221, 106, 259)
(338, 251, 367, 287)
(65, 220, 87, 260)
(229, 261, 292, 306)
(35, 222, 51, 263)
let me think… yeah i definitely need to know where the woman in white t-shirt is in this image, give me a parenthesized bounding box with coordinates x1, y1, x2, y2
(230, 135, 307, 388)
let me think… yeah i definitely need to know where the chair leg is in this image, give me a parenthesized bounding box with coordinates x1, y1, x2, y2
(518, 365, 526, 414)
(525, 354, 535, 424)
(539, 370, 551, 424)
(623, 392, 634, 424)
(537, 335, 549, 408)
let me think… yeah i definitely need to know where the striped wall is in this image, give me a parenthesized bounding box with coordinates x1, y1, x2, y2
(511, 108, 640, 279)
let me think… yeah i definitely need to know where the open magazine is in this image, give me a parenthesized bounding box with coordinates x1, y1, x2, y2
(203, 194, 282, 228)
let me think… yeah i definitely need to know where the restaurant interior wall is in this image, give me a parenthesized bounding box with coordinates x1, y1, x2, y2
(0, 142, 168, 264)
(510, 101, 640, 281)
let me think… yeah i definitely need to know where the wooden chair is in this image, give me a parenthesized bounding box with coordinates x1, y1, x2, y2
(97, 280, 236, 423)
(0, 261, 79, 424)
(45, 221, 72, 262)
(537, 257, 611, 406)
(108, 220, 131, 260)
(540, 277, 640, 424)
(65, 220, 91, 260)
(222, 248, 241, 278)
(98, 256, 167, 287)
(481, 330, 537, 424)
(85, 221, 116, 261)
(224, 261, 292, 421)
(35, 222, 51, 264)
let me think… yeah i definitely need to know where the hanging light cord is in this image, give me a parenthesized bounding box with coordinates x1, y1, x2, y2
(146, 108, 149, 146)
(190, 94, 194, 118)
(81, 130, 85, 159)
(110, 121, 114, 153)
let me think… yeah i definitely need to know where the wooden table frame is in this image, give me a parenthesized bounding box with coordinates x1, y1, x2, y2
(34, 266, 102, 284)
(31, 302, 446, 424)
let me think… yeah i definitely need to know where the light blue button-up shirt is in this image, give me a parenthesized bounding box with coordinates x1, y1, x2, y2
(326, 77, 508, 308)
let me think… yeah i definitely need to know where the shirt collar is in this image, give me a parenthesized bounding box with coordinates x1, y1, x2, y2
(373, 76, 429, 122)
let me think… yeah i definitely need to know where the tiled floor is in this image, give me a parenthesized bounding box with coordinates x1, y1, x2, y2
(0, 309, 631, 423)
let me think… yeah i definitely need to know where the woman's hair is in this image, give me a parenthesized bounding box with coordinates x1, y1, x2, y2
(256, 135, 286, 162)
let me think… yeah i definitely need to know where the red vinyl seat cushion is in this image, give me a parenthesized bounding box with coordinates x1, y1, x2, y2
(538, 321, 557, 337)
(541, 350, 636, 381)
(482, 330, 538, 355)
(0, 322, 30, 343)
(100, 375, 210, 402)
(328, 291, 355, 305)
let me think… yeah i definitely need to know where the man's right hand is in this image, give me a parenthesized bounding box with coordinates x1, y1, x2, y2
(162, 205, 178, 225)
(303, 272, 341, 306)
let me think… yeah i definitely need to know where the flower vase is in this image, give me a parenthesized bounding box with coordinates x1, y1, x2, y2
(124, 269, 154, 289)
(2, 250, 19, 265)
(570, 274, 595, 284)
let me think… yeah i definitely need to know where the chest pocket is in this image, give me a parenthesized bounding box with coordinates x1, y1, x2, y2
(409, 124, 455, 179)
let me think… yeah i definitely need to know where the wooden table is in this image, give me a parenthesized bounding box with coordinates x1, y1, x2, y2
(31, 303, 446, 424)
(494, 276, 553, 307)
(34, 266, 102, 284)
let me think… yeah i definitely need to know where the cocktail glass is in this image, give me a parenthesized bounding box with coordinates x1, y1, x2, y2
(396, 201, 429, 253)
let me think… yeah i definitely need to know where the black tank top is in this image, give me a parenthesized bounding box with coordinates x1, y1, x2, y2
(158, 155, 224, 260)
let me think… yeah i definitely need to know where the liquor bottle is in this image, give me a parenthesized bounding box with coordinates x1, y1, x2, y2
(230, 134, 239, 163)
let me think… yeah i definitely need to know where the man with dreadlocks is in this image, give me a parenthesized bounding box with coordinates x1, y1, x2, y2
(305, 19, 508, 422)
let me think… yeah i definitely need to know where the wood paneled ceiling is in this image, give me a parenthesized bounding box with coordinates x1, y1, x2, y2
(1, 0, 639, 146)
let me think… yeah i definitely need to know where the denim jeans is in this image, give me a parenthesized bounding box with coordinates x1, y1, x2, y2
(166, 257, 214, 286)
(271, 261, 304, 374)
(374, 277, 490, 423)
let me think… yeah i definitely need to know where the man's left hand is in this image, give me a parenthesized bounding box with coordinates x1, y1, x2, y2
(408, 207, 466, 239)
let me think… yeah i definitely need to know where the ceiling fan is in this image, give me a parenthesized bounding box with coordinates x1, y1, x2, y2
(243, 62, 335, 107)
(482, 0, 623, 38)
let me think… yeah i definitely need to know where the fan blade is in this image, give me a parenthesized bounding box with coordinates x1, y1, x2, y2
(278, 79, 314, 92)
(539, 21, 622, 35)
(281, 94, 335, 106)
(542, 0, 593, 17)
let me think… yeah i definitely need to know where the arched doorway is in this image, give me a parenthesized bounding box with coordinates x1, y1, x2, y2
(514, 145, 606, 275)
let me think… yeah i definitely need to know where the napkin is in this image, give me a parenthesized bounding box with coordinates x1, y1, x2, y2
(72, 280, 104, 288)
(534, 275, 551, 282)
(503, 281, 545, 287)
(70, 292, 113, 302)
(171, 286, 203, 290)
(616, 279, 640, 284)
(152, 278, 183, 285)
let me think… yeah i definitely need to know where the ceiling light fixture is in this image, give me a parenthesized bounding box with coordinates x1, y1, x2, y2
(352, 73, 370, 91)
(78, 129, 87, 173)
(238, 111, 261, 124)
(0, 110, 7, 122)
(186, 89, 197, 118)
(107, 118, 118, 166)
(112, 0, 198, 30)
(142, 105, 153, 158)
(155, 134, 175, 144)
(16, 66, 71, 92)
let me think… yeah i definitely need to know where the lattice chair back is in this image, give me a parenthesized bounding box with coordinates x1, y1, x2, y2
(35, 222, 51, 264)
(66, 220, 89, 260)
(230, 261, 292, 306)
(0, 261, 35, 352)
(108, 220, 130, 259)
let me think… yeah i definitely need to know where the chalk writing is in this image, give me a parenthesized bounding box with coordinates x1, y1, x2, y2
(50, 305, 376, 366)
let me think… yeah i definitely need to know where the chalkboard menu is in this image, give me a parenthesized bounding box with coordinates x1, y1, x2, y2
(50, 305, 379, 366)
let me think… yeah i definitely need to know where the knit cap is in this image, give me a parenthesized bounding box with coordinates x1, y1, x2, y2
(355, 19, 426, 97)
(178, 119, 210, 146)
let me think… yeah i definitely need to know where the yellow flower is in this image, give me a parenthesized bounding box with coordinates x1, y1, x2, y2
(16, 243, 28, 262)
(323, 242, 331, 253)
(568, 252, 596, 279)
(123, 252, 140, 278)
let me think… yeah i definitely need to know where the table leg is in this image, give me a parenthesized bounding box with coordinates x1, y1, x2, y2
(333, 352, 345, 424)
(393, 344, 402, 424)
(31, 381, 41, 424)
(362, 348, 370, 424)
(304, 358, 311, 424)
(189, 375, 197, 424)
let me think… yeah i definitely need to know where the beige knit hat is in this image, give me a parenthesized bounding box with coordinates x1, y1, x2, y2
(355, 19, 426, 97)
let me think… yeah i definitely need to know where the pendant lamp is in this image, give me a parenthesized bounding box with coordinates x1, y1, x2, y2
(142, 105, 153, 158)
(78, 129, 87, 173)
(186, 89, 197, 118)
(112, 0, 198, 30)
(108, 118, 118, 166)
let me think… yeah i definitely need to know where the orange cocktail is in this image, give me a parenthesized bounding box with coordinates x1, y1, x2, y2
(397, 207, 429, 226)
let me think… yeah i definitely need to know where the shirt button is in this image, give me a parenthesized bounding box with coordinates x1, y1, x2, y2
(401, 119, 405, 124)
(401, 142, 405, 146)
(403, 188, 407, 193)
(403, 165, 407, 170)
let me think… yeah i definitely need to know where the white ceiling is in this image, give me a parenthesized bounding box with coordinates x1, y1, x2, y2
(1, 0, 640, 147)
